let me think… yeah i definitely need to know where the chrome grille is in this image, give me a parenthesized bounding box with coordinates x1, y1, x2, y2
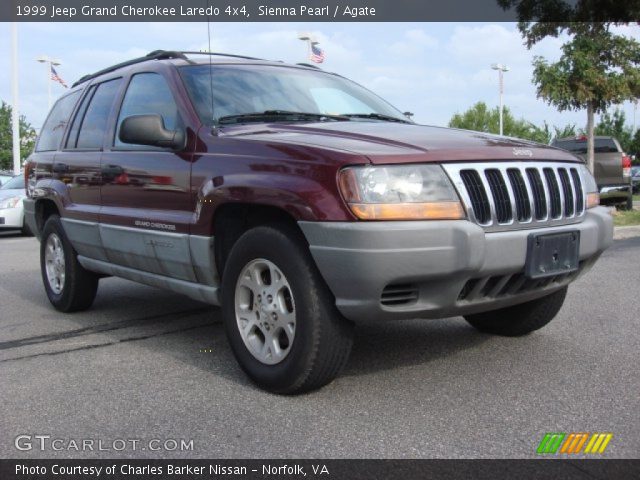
(544, 168, 562, 218)
(443, 162, 587, 231)
(460, 170, 491, 224)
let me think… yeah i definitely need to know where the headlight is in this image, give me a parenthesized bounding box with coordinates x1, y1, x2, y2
(0, 196, 22, 209)
(338, 164, 465, 220)
(579, 165, 599, 209)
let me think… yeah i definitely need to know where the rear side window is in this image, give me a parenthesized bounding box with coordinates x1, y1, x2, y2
(115, 73, 179, 147)
(71, 79, 122, 149)
(36, 91, 81, 151)
(553, 138, 620, 154)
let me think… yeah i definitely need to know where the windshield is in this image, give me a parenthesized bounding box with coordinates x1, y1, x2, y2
(179, 64, 406, 125)
(1, 175, 24, 190)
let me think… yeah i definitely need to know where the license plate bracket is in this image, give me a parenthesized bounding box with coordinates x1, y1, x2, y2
(525, 231, 580, 279)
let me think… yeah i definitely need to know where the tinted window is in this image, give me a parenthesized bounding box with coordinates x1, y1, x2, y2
(66, 85, 96, 149)
(115, 73, 179, 147)
(36, 91, 81, 151)
(553, 138, 620, 154)
(75, 79, 122, 149)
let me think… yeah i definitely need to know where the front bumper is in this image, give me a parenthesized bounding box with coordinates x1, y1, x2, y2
(299, 207, 613, 323)
(0, 205, 24, 229)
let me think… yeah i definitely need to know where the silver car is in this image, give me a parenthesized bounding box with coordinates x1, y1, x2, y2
(0, 175, 32, 236)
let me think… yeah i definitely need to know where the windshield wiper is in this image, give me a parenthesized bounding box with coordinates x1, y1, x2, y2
(217, 110, 350, 125)
(342, 113, 412, 124)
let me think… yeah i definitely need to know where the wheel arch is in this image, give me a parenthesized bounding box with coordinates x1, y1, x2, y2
(212, 202, 307, 278)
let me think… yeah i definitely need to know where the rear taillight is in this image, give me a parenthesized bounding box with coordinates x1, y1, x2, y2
(623, 155, 631, 178)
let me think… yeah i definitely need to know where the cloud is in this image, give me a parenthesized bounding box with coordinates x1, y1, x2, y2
(387, 29, 438, 57)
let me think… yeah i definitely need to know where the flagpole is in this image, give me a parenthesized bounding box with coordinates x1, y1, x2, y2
(11, 22, 21, 175)
(47, 61, 52, 110)
(297, 33, 313, 62)
(37, 56, 62, 110)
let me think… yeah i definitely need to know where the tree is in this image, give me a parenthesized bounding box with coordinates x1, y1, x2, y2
(0, 101, 36, 171)
(553, 123, 577, 139)
(530, 30, 640, 172)
(448, 101, 551, 143)
(628, 129, 640, 161)
(594, 108, 634, 153)
(498, 1, 640, 172)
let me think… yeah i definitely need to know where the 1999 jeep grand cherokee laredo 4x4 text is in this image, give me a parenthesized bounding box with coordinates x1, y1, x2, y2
(24, 51, 613, 393)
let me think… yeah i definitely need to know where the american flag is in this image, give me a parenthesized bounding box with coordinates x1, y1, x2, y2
(310, 43, 325, 64)
(50, 66, 68, 88)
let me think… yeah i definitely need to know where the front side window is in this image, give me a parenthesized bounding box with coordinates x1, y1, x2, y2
(115, 73, 179, 147)
(36, 91, 81, 151)
(73, 79, 122, 149)
(179, 64, 405, 125)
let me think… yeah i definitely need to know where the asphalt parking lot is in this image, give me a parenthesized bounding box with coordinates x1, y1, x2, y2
(0, 231, 638, 459)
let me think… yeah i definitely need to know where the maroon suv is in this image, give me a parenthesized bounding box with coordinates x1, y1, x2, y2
(24, 50, 613, 393)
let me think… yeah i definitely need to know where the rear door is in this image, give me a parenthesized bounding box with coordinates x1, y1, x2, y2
(54, 79, 123, 261)
(99, 71, 196, 281)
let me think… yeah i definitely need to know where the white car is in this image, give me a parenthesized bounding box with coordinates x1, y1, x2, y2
(0, 174, 13, 186)
(0, 175, 32, 236)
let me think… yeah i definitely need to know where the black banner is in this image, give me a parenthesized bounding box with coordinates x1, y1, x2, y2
(1, 0, 638, 22)
(1, 459, 640, 480)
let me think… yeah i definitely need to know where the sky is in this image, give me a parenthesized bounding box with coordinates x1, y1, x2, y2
(1, 21, 639, 134)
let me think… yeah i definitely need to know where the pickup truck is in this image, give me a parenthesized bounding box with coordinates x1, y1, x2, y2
(552, 136, 633, 210)
(24, 50, 613, 393)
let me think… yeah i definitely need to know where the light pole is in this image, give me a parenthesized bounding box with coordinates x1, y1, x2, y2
(491, 63, 509, 136)
(11, 23, 20, 175)
(297, 32, 315, 62)
(633, 98, 638, 134)
(37, 55, 61, 110)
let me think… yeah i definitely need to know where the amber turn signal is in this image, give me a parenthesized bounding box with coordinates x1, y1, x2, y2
(586, 192, 600, 209)
(348, 202, 466, 221)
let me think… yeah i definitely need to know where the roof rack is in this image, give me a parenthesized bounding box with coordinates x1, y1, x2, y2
(72, 50, 187, 87)
(178, 51, 265, 61)
(296, 63, 321, 69)
(72, 50, 269, 88)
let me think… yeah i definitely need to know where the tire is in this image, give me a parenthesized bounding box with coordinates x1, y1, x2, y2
(464, 286, 568, 337)
(221, 224, 354, 394)
(626, 189, 634, 211)
(40, 214, 99, 312)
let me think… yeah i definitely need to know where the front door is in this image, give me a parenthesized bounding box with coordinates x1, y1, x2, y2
(99, 72, 195, 281)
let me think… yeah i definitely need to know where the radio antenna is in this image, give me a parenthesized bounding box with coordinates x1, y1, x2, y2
(206, 1, 217, 133)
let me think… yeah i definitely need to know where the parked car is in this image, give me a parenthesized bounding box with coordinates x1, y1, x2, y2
(0, 172, 14, 186)
(0, 174, 31, 235)
(631, 166, 640, 194)
(551, 136, 633, 209)
(24, 50, 613, 393)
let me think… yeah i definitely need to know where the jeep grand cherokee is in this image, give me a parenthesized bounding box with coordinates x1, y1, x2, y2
(24, 50, 613, 394)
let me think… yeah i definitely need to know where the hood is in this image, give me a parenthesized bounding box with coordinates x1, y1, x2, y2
(0, 188, 26, 201)
(220, 121, 581, 164)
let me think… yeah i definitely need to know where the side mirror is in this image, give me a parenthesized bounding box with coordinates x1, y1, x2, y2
(119, 114, 185, 150)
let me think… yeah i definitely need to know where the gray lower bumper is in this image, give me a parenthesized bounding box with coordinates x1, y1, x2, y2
(299, 207, 613, 323)
(22, 198, 39, 238)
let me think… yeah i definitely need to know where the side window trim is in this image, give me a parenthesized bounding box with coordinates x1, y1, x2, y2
(63, 85, 97, 150)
